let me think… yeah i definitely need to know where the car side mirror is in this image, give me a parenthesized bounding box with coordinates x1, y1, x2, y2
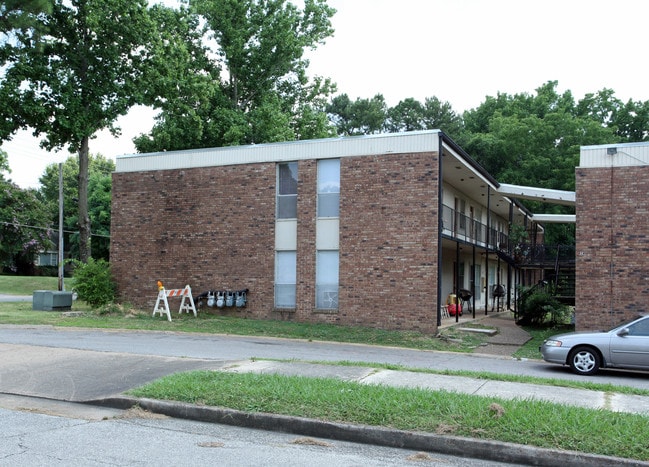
(617, 328, 630, 337)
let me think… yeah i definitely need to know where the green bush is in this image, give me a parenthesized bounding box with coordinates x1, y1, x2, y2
(69, 258, 116, 308)
(518, 287, 570, 326)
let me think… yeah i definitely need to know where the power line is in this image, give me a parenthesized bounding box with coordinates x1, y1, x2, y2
(0, 220, 110, 238)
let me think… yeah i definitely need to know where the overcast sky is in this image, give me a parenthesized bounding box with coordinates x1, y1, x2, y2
(3, 0, 648, 188)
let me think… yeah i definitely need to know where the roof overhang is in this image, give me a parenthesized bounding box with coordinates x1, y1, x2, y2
(497, 183, 575, 206)
(531, 214, 576, 224)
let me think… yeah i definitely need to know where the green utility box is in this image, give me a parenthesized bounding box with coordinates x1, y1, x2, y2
(32, 290, 73, 311)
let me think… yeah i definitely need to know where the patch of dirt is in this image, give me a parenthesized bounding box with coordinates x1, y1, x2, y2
(289, 437, 333, 447)
(116, 406, 168, 419)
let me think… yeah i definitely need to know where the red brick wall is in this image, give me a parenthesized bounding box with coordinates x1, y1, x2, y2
(110, 164, 277, 317)
(111, 151, 440, 333)
(576, 165, 649, 330)
(339, 154, 439, 333)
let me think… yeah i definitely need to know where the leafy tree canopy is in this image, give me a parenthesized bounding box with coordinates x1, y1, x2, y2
(0, 0, 169, 262)
(459, 81, 620, 191)
(326, 93, 387, 136)
(134, 0, 337, 152)
(39, 154, 114, 261)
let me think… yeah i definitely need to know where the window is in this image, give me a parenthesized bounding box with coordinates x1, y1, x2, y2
(317, 159, 340, 218)
(628, 319, 649, 336)
(275, 251, 296, 308)
(277, 162, 298, 219)
(316, 250, 338, 309)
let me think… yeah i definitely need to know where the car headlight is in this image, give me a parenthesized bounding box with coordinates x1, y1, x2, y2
(543, 339, 563, 347)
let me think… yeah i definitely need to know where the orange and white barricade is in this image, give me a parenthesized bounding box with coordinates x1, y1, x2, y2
(153, 283, 197, 321)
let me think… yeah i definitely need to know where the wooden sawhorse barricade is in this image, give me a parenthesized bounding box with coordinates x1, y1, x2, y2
(153, 284, 197, 321)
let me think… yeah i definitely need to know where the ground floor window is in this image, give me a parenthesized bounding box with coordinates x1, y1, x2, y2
(275, 251, 296, 308)
(316, 250, 338, 309)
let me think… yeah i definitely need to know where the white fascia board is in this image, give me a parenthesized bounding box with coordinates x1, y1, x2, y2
(115, 130, 442, 173)
(497, 183, 575, 206)
(531, 214, 576, 224)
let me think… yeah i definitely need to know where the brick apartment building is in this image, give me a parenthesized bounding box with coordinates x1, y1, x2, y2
(576, 142, 649, 331)
(111, 131, 563, 333)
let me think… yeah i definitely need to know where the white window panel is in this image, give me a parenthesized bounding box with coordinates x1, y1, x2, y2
(316, 218, 339, 250)
(276, 219, 297, 250)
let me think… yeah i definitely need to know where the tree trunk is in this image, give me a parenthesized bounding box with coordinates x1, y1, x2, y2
(77, 136, 91, 263)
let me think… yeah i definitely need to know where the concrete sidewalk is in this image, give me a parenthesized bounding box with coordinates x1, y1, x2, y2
(213, 359, 649, 416)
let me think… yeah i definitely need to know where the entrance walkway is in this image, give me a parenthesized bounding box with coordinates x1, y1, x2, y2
(440, 309, 532, 357)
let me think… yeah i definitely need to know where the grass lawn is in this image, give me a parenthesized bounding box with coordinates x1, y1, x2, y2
(130, 370, 649, 461)
(0, 275, 59, 295)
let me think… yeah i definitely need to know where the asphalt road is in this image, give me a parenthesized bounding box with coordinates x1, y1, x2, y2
(1, 325, 649, 392)
(0, 400, 513, 467)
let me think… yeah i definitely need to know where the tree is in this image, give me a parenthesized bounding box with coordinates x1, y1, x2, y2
(611, 99, 649, 142)
(326, 93, 387, 136)
(0, 0, 161, 263)
(39, 154, 114, 261)
(459, 81, 619, 245)
(0, 148, 9, 175)
(460, 82, 617, 189)
(385, 97, 463, 136)
(0, 179, 52, 274)
(135, 0, 337, 151)
(0, 0, 52, 47)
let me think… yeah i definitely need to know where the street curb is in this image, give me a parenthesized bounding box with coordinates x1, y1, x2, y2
(89, 396, 647, 467)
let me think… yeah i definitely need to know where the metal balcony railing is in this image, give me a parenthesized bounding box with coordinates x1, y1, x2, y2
(441, 204, 510, 251)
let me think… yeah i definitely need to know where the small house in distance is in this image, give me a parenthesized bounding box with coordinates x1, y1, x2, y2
(111, 130, 558, 333)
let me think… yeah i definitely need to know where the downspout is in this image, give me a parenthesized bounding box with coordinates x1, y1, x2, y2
(455, 241, 460, 323)
(472, 245, 476, 319)
(436, 134, 445, 328)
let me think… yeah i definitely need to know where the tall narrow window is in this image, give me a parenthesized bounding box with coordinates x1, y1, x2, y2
(317, 159, 340, 218)
(275, 251, 296, 308)
(316, 250, 339, 309)
(277, 162, 298, 219)
(316, 159, 340, 309)
(275, 162, 297, 308)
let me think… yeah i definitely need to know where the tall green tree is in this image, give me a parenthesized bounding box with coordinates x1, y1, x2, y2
(0, 0, 162, 262)
(39, 154, 114, 261)
(325, 93, 387, 136)
(385, 96, 463, 136)
(135, 0, 337, 152)
(460, 81, 618, 190)
(459, 81, 619, 245)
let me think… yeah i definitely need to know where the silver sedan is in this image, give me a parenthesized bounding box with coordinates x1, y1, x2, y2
(540, 315, 649, 375)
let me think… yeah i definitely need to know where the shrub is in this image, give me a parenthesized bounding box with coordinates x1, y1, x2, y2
(518, 287, 570, 326)
(69, 258, 116, 308)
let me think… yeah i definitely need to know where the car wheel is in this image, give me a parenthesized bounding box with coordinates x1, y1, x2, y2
(568, 346, 601, 376)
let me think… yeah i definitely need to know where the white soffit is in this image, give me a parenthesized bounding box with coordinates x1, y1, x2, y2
(531, 214, 576, 224)
(115, 131, 442, 173)
(497, 183, 575, 206)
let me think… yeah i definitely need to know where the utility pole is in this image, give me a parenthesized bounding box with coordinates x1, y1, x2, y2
(58, 163, 64, 291)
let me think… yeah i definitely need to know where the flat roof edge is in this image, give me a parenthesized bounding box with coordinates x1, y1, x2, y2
(115, 131, 443, 173)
